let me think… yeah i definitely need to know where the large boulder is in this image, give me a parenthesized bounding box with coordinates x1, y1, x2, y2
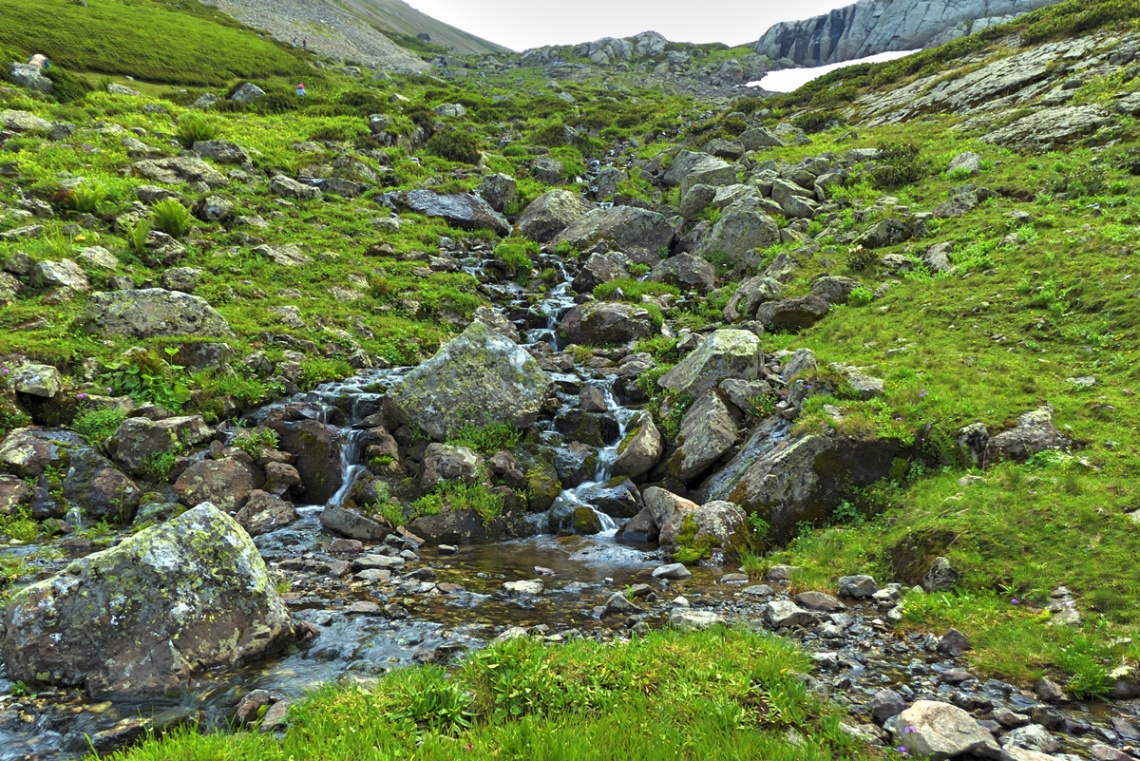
(648, 253, 716, 293)
(612, 412, 663, 479)
(383, 321, 550, 441)
(984, 406, 1069, 466)
(698, 419, 903, 542)
(755, 294, 832, 331)
(62, 447, 142, 524)
(264, 412, 343, 504)
(386, 190, 510, 235)
(408, 509, 507, 545)
(174, 458, 263, 511)
(5, 65, 53, 94)
(554, 206, 674, 260)
(132, 157, 227, 187)
(192, 140, 251, 165)
(659, 391, 740, 482)
(478, 173, 517, 212)
(724, 276, 783, 322)
(319, 504, 389, 541)
(235, 491, 298, 536)
(698, 204, 780, 266)
(10, 364, 62, 398)
(659, 499, 748, 555)
(0, 428, 81, 478)
(663, 151, 737, 196)
(559, 301, 655, 345)
(894, 701, 1001, 760)
(572, 251, 631, 293)
(517, 190, 592, 242)
(78, 289, 232, 338)
(658, 329, 761, 398)
(0, 108, 51, 132)
(0, 503, 294, 698)
(228, 82, 266, 102)
(106, 416, 213, 479)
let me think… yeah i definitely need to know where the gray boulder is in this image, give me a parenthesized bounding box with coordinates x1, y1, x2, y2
(756, 295, 831, 331)
(234, 490, 297, 536)
(724, 276, 783, 322)
(228, 82, 266, 103)
(560, 302, 655, 345)
(132, 157, 227, 187)
(765, 600, 814, 629)
(264, 412, 343, 504)
(660, 391, 740, 482)
(478, 173, 517, 212)
(5, 65, 53, 94)
(384, 321, 550, 441)
(659, 498, 747, 555)
(34, 259, 90, 292)
(982, 106, 1112, 152)
(106, 415, 213, 478)
(387, 190, 510, 235)
(0, 109, 52, 133)
(0, 428, 82, 478)
(78, 289, 232, 338)
(893, 700, 1000, 760)
(192, 140, 250, 165)
(648, 253, 716, 293)
(517, 190, 592, 242)
(698, 203, 780, 266)
(554, 206, 674, 260)
(10, 364, 61, 398)
(612, 412, 663, 479)
(984, 406, 1069, 466)
(572, 251, 631, 293)
(663, 151, 737, 196)
(268, 175, 321, 201)
(948, 152, 981, 176)
(658, 329, 761, 398)
(173, 458, 263, 511)
(61, 446, 142, 523)
(0, 503, 293, 698)
(740, 127, 784, 150)
(320, 504, 389, 541)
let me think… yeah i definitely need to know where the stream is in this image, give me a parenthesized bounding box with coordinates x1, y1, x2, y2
(2, 243, 1138, 759)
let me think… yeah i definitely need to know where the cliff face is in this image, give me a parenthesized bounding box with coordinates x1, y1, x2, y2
(753, 0, 1063, 66)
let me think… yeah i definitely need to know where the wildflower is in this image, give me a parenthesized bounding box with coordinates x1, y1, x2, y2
(1011, 598, 1020, 605)
(919, 388, 928, 398)
(0, 367, 8, 374)
(76, 393, 88, 400)
(904, 726, 916, 734)
(896, 748, 909, 756)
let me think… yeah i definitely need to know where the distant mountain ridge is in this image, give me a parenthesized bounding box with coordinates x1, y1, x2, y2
(754, 0, 1064, 66)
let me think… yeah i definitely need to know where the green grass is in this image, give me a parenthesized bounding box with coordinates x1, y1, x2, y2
(0, 0, 310, 86)
(107, 628, 870, 761)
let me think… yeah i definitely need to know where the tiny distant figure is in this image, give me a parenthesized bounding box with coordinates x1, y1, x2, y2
(292, 37, 298, 48)
(302, 37, 307, 50)
(28, 53, 50, 69)
(296, 82, 306, 97)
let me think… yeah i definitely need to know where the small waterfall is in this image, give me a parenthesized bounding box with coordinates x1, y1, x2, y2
(327, 428, 368, 508)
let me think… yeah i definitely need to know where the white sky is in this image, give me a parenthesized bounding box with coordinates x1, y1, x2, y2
(403, 0, 861, 51)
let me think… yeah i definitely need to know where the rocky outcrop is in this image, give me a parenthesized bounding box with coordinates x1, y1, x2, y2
(78, 289, 232, 338)
(658, 329, 762, 399)
(0, 503, 294, 698)
(659, 391, 740, 482)
(554, 206, 674, 261)
(517, 189, 593, 243)
(754, 0, 1063, 67)
(559, 301, 656, 345)
(383, 321, 550, 441)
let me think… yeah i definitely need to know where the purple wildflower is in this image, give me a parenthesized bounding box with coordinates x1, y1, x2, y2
(76, 393, 88, 400)
(106, 387, 113, 393)
(919, 388, 928, 398)
(0, 367, 8, 374)
(897, 748, 909, 756)
(904, 726, 916, 734)
(1011, 598, 1020, 605)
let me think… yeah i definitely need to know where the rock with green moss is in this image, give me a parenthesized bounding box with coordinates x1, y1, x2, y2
(106, 415, 213, 479)
(526, 458, 563, 512)
(0, 427, 81, 478)
(78, 288, 233, 338)
(612, 413, 663, 479)
(0, 502, 294, 698)
(383, 321, 550, 441)
(572, 506, 602, 535)
(264, 410, 343, 504)
(658, 329, 761, 399)
(10, 363, 61, 398)
(659, 499, 747, 556)
(659, 390, 740, 482)
(553, 206, 674, 262)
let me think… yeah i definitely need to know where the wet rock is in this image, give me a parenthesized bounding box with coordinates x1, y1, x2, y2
(659, 329, 761, 399)
(668, 609, 725, 631)
(517, 189, 592, 242)
(1090, 744, 1132, 761)
(1033, 678, 1066, 703)
(573, 506, 603, 534)
(894, 700, 1000, 760)
(106, 415, 212, 478)
(993, 710, 1030, 729)
(320, 504, 390, 541)
(870, 688, 907, 724)
(554, 206, 674, 261)
(1027, 706, 1064, 730)
(174, 458, 263, 511)
(984, 406, 1069, 466)
(652, 562, 692, 580)
(264, 412, 343, 504)
(837, 575, 878, 599)
(659, 499, 747, 556)
(422, 443, 479, 490)
(409, 509, 505, 545)
(579, 385, 608, 413)
(386, 190, 509, 235)
(554, 410, 620, 447)
(0, 475, 30, 514)
(612, 412, 663, 479)
(384, 321, 549, 440)
(1002, 724, 1059, 753)
(0, 503, 293, 697)
(78, 288, 232, 338)
(602, 591, 638, 616)
(503, 579, 544, 595)
(743, 584, 775, 598)
(235, 490, 297, 535)
(560, 301, 655, 345)
(765, 600, 814, 629)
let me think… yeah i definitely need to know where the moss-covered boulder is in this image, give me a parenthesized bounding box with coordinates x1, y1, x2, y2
(553, 206, 674, 261)
(658, 329, 761, 399)
(0, 427, 81, 478)
(612, 413, 663, 479)
(0, 503, 294, 698)
(78, 288, 233, 338)
(106, 416, 213, 479)
(559, 302, 655, 346)
(383, 321, 550, 441)
(525, 458, 562, 512)
(517, 189, 592, 242)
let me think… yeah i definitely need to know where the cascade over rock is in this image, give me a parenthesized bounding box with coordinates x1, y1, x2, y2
(383, 321, 551, 441)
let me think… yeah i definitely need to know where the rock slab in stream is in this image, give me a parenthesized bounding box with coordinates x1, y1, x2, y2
(0, 503, 294, 698)
(385, 321, 549, 441)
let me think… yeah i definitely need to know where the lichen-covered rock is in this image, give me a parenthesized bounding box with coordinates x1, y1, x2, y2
(698, 204, 780, 266)
(34, 260, 90, 292)
(234, 490, 297, 535)
(553, 206, 674, 260)
(421, 443, 480, 490)
(658, 329, 761, 399)
(756, 294, 832, 331)
(174, 458, 263, 511)
(559, 302, 655, 346)
(648, 253, 716, 293)
(893, 701, 1000, 760)
(5, 66, 53, 94)
(132, 157, 227, 187)
(612, 412, 663, 479)
(384, 321, 550, 441)
(10, 364, 62, 398)
(0, 503, 294, 698)
(478, 173, 517, 213)
(660, 391, 740, 482)
(517, 189, 591, 242)
(0, 108, 51, 131)
(268, 175, 321, 201)
(663, 151, 737, 196)
(0, 428, 83, 478)
(659, 499, 747, 555)
(724, 276, 783, 322)
(78, 289, 232, 338)
(107, 416, 213, 479)
(387, 190, 510, 235)
(984, 406, 1069, 466)
(0, 475, 30, 515)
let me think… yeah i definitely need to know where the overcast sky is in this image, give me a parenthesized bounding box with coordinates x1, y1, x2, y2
(403, 0, 860, 51)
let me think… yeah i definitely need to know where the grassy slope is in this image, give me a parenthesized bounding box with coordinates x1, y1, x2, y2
(0, 0, 309, 85)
